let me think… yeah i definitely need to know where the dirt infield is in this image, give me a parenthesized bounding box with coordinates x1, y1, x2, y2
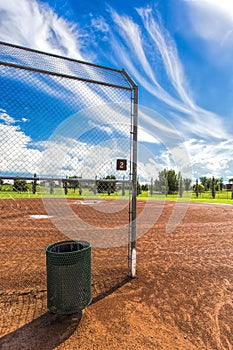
(0, 198, 232, 349)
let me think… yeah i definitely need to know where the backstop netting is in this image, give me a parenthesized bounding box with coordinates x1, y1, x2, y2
(0, 41, 138, 326)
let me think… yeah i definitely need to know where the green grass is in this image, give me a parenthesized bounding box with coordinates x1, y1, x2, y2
(0, 186, 130, 200)
(1, 185, 233, 205)
(137, 189, 233, 204)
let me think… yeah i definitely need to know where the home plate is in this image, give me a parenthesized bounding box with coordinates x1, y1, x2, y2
(29, 215, 54, 219)
(76, 200, 102, 205)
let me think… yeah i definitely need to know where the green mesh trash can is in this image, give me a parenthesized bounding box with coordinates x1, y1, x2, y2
(46, 240, 92, 314)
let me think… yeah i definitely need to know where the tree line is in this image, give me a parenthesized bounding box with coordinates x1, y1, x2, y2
(137, 171, 231, 199)
(137, 169, 192, 197)
(1, 171, 231, 199)
(193, 176, 233, 199)
(0, 174, 118, 196)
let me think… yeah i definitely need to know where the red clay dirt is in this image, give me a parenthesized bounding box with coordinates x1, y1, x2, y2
(0, 198, 232, 349)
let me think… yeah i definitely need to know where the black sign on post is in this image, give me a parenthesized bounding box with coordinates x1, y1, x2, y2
(116, 159, 127, 171)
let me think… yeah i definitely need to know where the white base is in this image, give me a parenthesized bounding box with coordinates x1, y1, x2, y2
(131, 248, 136, 277)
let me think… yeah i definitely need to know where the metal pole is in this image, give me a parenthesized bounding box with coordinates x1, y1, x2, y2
(131, 85, 138, 277)
(122, 69, 138, 278)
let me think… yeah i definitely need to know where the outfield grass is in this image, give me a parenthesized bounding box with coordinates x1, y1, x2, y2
(137, 189, 233, 204)
(1, 185, 233, 205)
(0, 186, 130, 200)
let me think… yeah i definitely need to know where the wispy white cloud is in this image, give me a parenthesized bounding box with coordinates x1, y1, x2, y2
(169, 109, 227, 140)
(106, 6, 233, 181)
(0, 0, 84, 59)
(111, 10, 159, 86)
(91, 16, 109, 35)
(184, 0, 233, 46)
(109, 34, 192, 116)
(109, 6, 229, 140)
(110, 9, 192, 115)
(136, 7, 195, 109)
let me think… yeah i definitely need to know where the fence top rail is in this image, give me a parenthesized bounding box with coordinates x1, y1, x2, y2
(0, 41, 135, 90)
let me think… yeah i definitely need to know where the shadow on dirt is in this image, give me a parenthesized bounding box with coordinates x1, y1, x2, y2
(92, 275, 132, 304)
(0, 310, 82, 350)
(0, 276, 131, 350)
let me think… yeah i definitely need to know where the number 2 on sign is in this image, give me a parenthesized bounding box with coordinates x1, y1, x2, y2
(116, 159, 127, 171)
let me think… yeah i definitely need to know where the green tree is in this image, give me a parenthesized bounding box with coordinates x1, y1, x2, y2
(183, 178, 192, 191)
(193, 181, 205, 195)
(141, 184, 148, 191)
(214, 178, 219, 191)
(93, 175, 97, 195)
(211, 176, 216, 199)
(218, 178, 223, 192)
(156, 170, 169, 195)
(155, 170, 191, 196)
(206, 178, 212, 191)
(32, 173, 37, 194)
(122, 176, 125, 196)
(13, 179, 29, 193)
(195, 178, 199, 197)
(199, 176, 208, 190)
(63, 180, 68, 195)
(79, 184, 83, 196)
(229, 178, 233, 199)
(137, 180, 142, 196)
(163, 169, 178, 194)
(166, 169, 178, 194)
(178, 172, 183, 198)
(97, 175, 116, 194)
(49, 181, 55, 195)
(68, 176, 80, 193)
(0, 179, 3, 190)
(150, 177, 153, 195)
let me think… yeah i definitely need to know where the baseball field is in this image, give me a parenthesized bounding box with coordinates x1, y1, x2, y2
(0, 198, 232, 349)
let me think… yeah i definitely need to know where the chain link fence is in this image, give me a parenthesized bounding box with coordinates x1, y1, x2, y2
(0, 41, 138, 328)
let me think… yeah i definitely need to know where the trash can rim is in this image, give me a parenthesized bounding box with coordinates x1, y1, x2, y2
(46, 240, 91, 254)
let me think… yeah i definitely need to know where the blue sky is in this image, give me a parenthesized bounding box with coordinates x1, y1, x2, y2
(0, 0, 233, 182)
